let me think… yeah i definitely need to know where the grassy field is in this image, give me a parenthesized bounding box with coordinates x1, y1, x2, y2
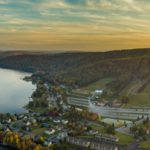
(139, 141, 150, 149)
(77, 78, 113, 94)
(116, 132, 134, 145)
(138, 122, 150, 129)
(127, 93, 150, 106)
(90, 124, 105, 133)
(115, 79, 150, 106)
(76, 76, 150, 107)
(32, 128, 46, 136)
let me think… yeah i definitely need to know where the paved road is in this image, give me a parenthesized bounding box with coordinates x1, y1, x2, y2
(89, 103, 150, 120)
(127, 141, 140, 150)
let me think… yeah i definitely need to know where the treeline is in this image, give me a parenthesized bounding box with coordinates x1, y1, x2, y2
(27, 81, 49, 109)
(0, 131, 47, 150)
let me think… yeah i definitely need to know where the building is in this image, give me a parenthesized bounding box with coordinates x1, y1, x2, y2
(95, 134, 119, 143)
(66, 136, 118, 150)
(94, 90, 103, 95)
(67, 93, 90, 108)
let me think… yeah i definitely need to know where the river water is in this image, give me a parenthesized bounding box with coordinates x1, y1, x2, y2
(0, 68, 35, 113)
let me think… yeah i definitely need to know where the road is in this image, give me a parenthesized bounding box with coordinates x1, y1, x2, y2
(89, 102, 150, 120)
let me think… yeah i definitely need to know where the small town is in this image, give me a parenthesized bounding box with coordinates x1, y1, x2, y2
(0, 72, 150, 150)
(0, 0, 150, 150)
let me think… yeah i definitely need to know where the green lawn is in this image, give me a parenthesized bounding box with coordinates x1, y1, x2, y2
(90, 124, 105, 133)
(119, 80, 150, 107)
(140, 141, 150, 149)
(116, 132, 134, 145)
(27, 107, 53, 113)
(138, 122, 150, 129)
(32, 128, 46, 136)
(128, 93, 150, 106)
(76, 78, 113, 94)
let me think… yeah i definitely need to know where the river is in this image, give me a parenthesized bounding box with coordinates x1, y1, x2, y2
(0, 68, 35, 113)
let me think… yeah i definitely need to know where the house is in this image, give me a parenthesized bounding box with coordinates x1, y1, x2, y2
(75, 108, 83, 112)
(96, 102, 105, 107)
(45, 135, 60, 144)
(26, 121, 31, 126)
(31, 118, 37, 124)
(89, 130, 99, 135)
(62, 120, 68, 125)
(94, 90, 103, 94)
(91, 89, 103, 99)
(42, 123, 49, 128)
(44, 129, 55, 135)
(53, 119, 60, 124)
(7, 118, 12, 124)
(146, 129, 149, 135)
(57, 132, 68, 140)
(44, 140, 52, 147)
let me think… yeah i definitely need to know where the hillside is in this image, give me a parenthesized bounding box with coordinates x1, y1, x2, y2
(0, 49, 150, 106)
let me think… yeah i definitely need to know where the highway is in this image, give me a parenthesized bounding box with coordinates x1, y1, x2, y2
(89, 102, 150, 121)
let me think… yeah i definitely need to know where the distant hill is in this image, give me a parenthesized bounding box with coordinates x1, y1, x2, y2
(0, 49, 150, 106)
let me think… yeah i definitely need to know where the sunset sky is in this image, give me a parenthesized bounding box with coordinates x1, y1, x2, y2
(0, 0, 150, 51)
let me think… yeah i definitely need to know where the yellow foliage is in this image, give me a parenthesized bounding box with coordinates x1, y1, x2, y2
(34, 144, 42, 150)
(10, 135, 14, 144)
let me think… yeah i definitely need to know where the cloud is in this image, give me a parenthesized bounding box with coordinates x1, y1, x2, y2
(64, 0, 87, 6)
(0, 0, 9, 4)
(0, 0, 150, 51)
(30, 0, 149, 17)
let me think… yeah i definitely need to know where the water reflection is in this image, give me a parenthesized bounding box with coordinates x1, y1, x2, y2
(0, 68, 35, 113)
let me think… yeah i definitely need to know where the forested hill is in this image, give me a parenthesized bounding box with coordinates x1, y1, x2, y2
(0, 49, 150, 105)
(0, 49, 150, 86)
